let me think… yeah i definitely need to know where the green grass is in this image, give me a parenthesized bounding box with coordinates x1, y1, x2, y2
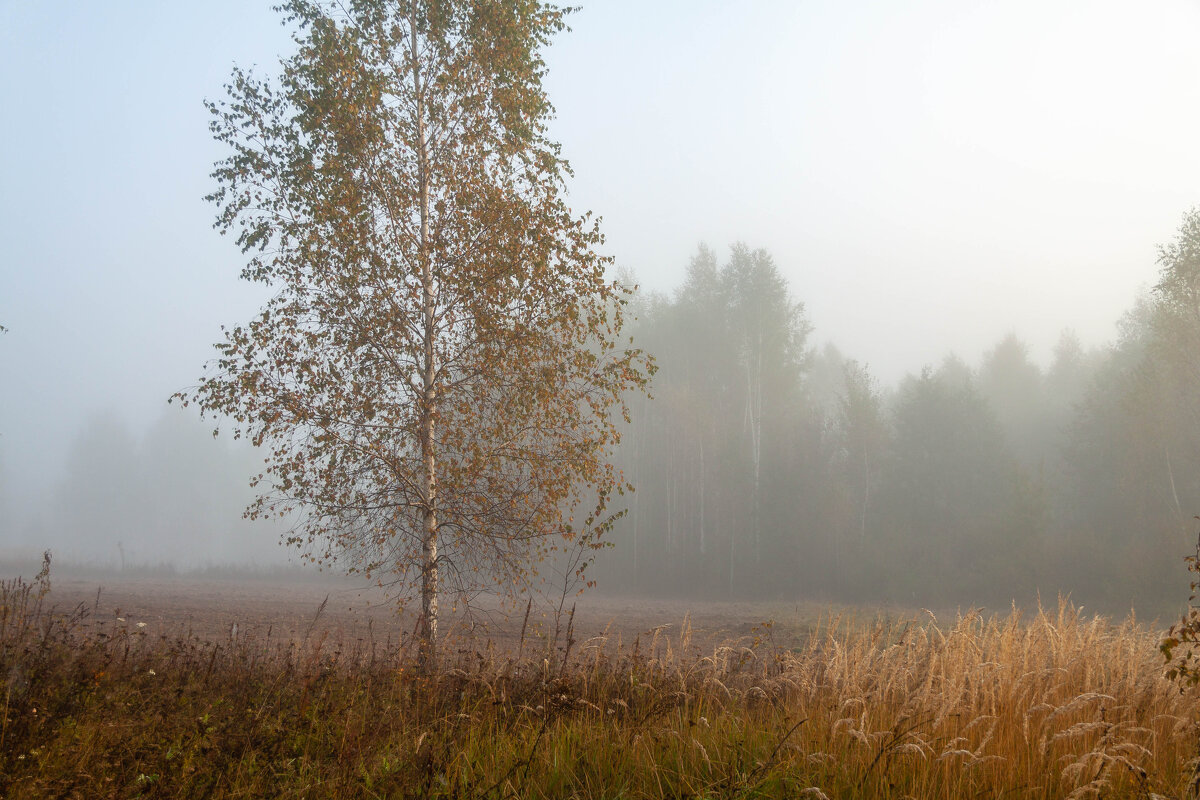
(2, 559, 1198, 798)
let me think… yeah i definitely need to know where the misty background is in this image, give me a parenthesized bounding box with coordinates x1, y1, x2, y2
(3, 1, 1200, 608)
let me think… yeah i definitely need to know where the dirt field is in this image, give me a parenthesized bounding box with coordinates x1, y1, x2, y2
(26, 570, 887, 659)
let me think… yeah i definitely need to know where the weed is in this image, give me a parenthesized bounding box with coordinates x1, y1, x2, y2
(0, 561, 1195, 798)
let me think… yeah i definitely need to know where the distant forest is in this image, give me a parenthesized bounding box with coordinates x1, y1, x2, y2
(11, 214, 1200, 611)
(597, 212, 1200, 610)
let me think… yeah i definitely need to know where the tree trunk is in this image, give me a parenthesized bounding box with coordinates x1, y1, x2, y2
(411, 7, 439, 674)
(631, 408, 640, 582)
(745, 350, 763, 568)
(860, 451, 870, 545)
(1165, 443, 1187, 534)
(728, 504, 736, 598)
(698, 436, 706, 556)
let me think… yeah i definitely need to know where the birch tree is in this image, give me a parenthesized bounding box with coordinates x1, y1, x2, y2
(177, 0, 651, 672)
(837, 360, 886, 546)
(723, 245, 808, 571)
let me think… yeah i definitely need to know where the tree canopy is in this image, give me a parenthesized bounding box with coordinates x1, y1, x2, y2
(177, 0, 651, 669)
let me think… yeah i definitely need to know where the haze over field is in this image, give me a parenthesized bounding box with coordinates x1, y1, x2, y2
(3, 1, 1200, 609)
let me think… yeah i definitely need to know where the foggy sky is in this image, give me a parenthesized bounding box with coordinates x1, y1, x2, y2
(3, 1, 1200, 527)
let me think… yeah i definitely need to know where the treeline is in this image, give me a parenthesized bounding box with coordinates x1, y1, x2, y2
(598, 212, 1200, 610)
(4, 410, 286, 568)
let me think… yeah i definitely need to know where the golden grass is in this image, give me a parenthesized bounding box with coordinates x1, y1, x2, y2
(1, 562, 1197, 798)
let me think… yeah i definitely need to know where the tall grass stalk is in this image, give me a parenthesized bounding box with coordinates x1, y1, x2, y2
(0, 566, 1196, 798)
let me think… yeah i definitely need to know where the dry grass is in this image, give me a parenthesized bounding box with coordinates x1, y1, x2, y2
(1, 561, 1197, 798)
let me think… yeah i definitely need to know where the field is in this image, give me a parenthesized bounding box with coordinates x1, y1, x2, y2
(29, 570, 832, 656)
(2, 562, 1199, 799)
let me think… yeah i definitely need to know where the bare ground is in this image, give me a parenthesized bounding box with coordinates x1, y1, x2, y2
(21, 571, 905, 660)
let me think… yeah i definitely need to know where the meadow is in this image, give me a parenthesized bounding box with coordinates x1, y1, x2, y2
(1, 560, 1198, 799)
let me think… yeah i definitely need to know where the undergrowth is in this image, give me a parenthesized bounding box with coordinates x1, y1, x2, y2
(2, 555, 1198, 799)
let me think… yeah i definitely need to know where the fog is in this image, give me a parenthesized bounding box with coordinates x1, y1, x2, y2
(1, 407, 288, 568)
(593, 245, 1200, 612)
(3, 2, 1200, 608)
